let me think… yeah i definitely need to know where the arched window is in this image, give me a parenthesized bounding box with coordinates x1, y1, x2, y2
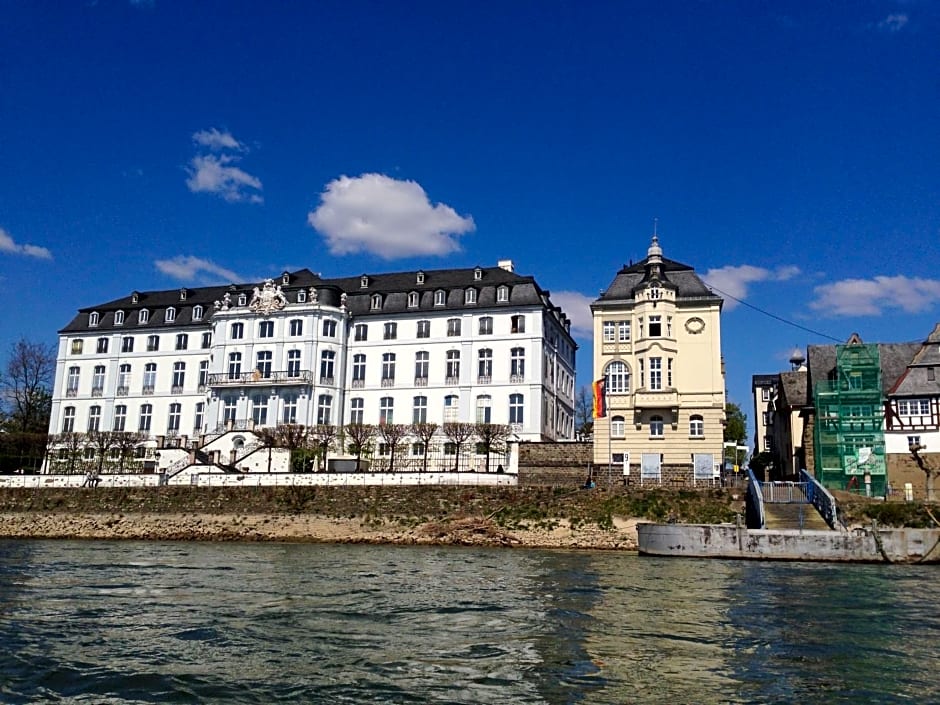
(690, 414, 705, 438)
(434, 289, 446, 306)
(165, 307, 176, 322)
(465, 288, 477, 305)
(370, 293, 382, 310)
(192, 305, 204, 320)
(89, 311, 100, 327)
(138, 309, 149, 324)
(408, 291, 419, 308)
(611, 415, 625, 437)
(605, 361, 630, 394)
(114, 310, 125, 325)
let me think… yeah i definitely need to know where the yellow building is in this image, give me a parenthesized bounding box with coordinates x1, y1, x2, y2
(591, 235, 726, 481)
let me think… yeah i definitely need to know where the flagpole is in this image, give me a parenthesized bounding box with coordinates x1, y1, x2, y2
(606, 375, 611, 479)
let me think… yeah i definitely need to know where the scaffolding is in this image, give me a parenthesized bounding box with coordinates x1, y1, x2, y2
(813, 343, 887, 495)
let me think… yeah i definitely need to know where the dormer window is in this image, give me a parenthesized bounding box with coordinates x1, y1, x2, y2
(434, 289, 446, 306)
(497, 286, 509, 303)
(297, 290, 307, 303)
(179, 288, 188, 301)
(370, 293, 382, 310)
(408, 292, 419, 308)
(192, 305, 204, 321)
(282, 272, 290, 285)
(89, 312, 100, 327)
(237, 293, 247, 306)
(114, 310, 125, 326)
(465, 288, 477, 305)
(417, 271, 425, 285)
(165, 307, 176, 323)
(361, 275, 370, 288)
(139, 309, 149, 325)
(131, 291, 140, 304)
(474, 268, 483, 281)
(649, 284, 662, 300)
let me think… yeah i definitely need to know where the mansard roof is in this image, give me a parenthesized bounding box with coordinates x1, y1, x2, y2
(59, 263, 572, 339)
(593, 255, 722, 306)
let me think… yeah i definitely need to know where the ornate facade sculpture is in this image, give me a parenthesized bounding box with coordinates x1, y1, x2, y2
(249, 279, 288, 315)
(309, 287, 318, 304)
(214, 292, 233, 311)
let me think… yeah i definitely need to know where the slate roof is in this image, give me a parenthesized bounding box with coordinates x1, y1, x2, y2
(593, 255, 722, 307)
(805, 341, 921, 404)
(777, 371, 808, 409)
(888, 323, 940, 396)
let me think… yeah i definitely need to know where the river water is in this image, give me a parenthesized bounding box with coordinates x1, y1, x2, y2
(0, 540, 937, 704)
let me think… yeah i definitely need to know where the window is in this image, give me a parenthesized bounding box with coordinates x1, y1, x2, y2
(497, 286, 509, 303)
(447, 318, 461, 337)
(92, 365, 105, 393)
(62, 406, 76, 432)
(444, 442, 457, 456)
(639, 359, 645, 388)
(139, 309, 149, 325)
(361, 275, 370, 288)
(317, 394, 332, 425)
(413, 396, 428, 424)
(434, 289, 446, 306)
(476, 317, 493, 335)
(167, 403, 182, 432)
(321, 350, 336, 383)
(370, 294, 382, 310)
(322, 319, 336, 337)
(256, 351, 273, 378)
(384, 322, 397, 340)
(115, 310, 125, 326)
(412, 442, 425, 457)
(667, 358, 673, 387)
(352, 354, 366, 386)
(222, 396, 237, 423)
(71, 339, 84, 355)
(509, 394, 524, 424)
(476, 395, 492, 423)
(259, 321, 274, 338)
(478, 348, 493, 382)
(96, 337, 108, 354)
(290, 319, 303, 336)
(66, 366, 80, 395)
(511, 315, 525, 334)
(379, 397, 394, 425)
(638, 317, 644, 339)
(201, 332, 212, 349)
(251, 394, 268, 426)
(354, 323, 368, 341)
(617, 321, 630, 343)
(605, 361, 630, 394)
(649, 315, 662, 337)
(415, 351, 429, 381)
(649, 283, 661, 300)
(604, 415, 623, 438)
(667, 317, 673, 337)
(282, 394, 298, 424)
(193, 305, 204, 321)
(465, 288, 477, 305)
(603, 322, 615, 342)
(446, 350, 460, 382)
(649, 358, 662, 391)
(121, 336, 134, 353)
(147, 335, 159, 352)
(231, 322, 244, 340)
(690, 415, 704, 437)
(172, 361, 186, 391)
(287, 349, 301, 377)
(408, 291, 419, 308)
(89, 312, 99, 327)
(416, 320, 431, 338)
(140, 362, 157, 394)
(350, 397, 364, 424)
(650, 415, 664, 438)
(898, 399, 931, 416)
(417, 271, 425, 285)
(117, 364, 131, 394)
(85, 405, 100, 432)
(444, 394, 459, 422)
(228, 352, 242, 379)
(165, 307, 176, 323)
(138, 404, 152, 432)
(113, 405, 127, 432)
(194, 402, 205, 432)
(297, 290, 307, 303)
(510, 348, 525, 380)
(198, 360, 208, 389)
(908, 435, 922, 448)
(176, 333, 188, 351)
(381, 352, 396, 383)
(474, 268, 483, 281)
(237, 293, 246, 306)
(761, 387, 771, 402)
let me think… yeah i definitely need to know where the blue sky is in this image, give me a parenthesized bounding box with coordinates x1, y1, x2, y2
(1, 0, 938, 420)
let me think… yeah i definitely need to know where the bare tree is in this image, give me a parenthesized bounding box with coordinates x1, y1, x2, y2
(910, 442, 939, 501)
(310, 424, 339, 471)
(52, 432, 85, 474)
(575, 385, 594, 439)
(344, 423, 376, 472)
(271, 424, 310, 471)
(87, 430, 117, 474)
(112, 431, 146, 473)
(474, 423, 511, 472)
(2, 339, 55, 434)
(442, 422, 476, 472)
(410, 422, 439, 472)
(378, 423, 409, 472)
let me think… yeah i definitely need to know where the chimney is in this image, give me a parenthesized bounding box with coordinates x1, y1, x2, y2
(498, 259, 514, 273)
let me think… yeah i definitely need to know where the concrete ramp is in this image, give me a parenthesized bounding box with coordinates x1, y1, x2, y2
(763, 502, 832, 531)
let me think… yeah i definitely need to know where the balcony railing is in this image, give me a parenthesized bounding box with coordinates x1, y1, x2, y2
(142, 386, 155, 395)
(381, 378, 395, 388)
(208, 370, 314, 387)
(414, 376, 428, 387)
(65, 388, 78, 398)
(171, 385, 184, 395)
(510, 374, 524, 383)
(351, 379, 365, 389)
(320, 376, 335, 386)
(445, 376, 459, 385)
(116, 386, 129, 396)
(478, 375, 492, 385)
(91, 387, 104, 397)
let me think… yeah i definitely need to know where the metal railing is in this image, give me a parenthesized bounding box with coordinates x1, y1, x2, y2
(760, 481, 809, 504)
(208, 370, 314, 386)
(746, 469, 766, 529)
(801, 469, 840, 530)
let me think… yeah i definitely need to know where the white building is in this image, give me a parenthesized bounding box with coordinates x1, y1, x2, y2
(48, 261, 576, 469)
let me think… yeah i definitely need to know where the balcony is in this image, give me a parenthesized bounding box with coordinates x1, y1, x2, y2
(445, 376, 459, 386)
(510, 374, 524, 384)
(478, 375, 492, 385)
(414, 376, 428, 387)
(171, 385, 184, 395)
(320, 376, 335, 386)
(142, 386, 155, 395)
(208, 370, 314, 387)
(381, 377, 395, 388)
(351, 379, 365, 389)
(91, 387, 104, 397)
(633, 389, 679, 408)
(116, 386, 129, 397)
(65, 388, 78, 398)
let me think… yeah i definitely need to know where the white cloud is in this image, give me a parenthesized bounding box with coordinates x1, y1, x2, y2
(192, 128, 246, 152)
(0, 227, 52, 259)
(810, 275, 940, 317)
(878, 13, 909, 32)
(551, 291, 594, 339)
(155, 255, 241, 283)
(185, 154, 263, 203)
(308, 173, 475, 259)
(702, 264, 800, 310)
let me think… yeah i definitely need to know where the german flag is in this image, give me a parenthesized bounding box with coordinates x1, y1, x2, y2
(592, 378, 607, 419)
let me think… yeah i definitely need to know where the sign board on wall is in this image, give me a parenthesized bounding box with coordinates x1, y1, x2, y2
(693, 453, 715, 480)
(641, 453, 662, 480)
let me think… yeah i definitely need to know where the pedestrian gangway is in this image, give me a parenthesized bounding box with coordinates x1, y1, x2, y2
(746, 469, 840, 531)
